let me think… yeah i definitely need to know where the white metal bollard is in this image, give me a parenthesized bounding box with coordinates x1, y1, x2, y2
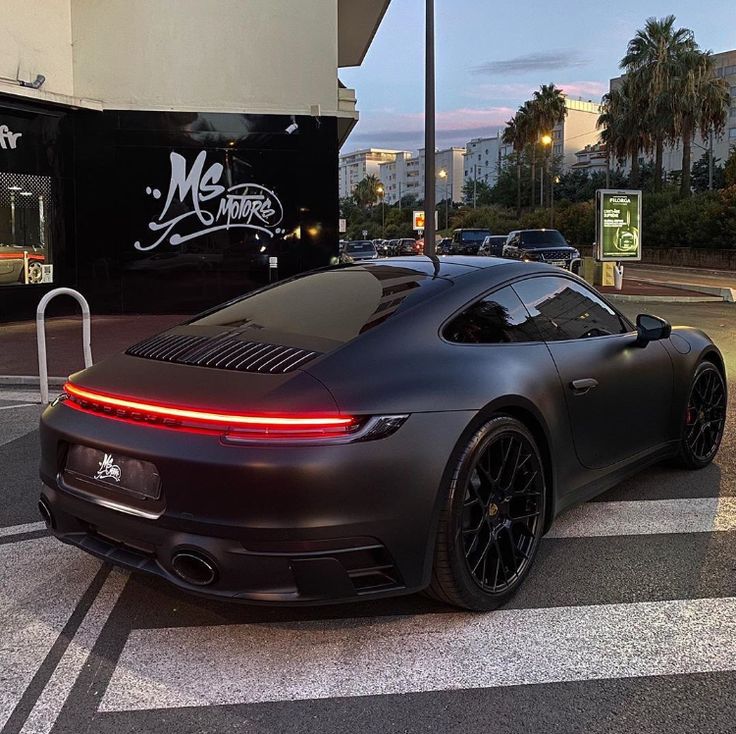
(614, 264, 624, 291)
(36, 288, 93, 404)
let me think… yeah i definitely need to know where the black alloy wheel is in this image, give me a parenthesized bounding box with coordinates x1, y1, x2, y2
(429, 416, 546, 611)
(680, 361, 727, 469)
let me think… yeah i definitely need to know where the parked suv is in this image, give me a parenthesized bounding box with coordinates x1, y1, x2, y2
(449, 228, 492, 255)
(502, 229, 581, 273)
(478, 235, 508, 257)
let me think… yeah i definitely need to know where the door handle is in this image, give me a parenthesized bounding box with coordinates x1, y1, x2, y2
(570, 378, 599, 395)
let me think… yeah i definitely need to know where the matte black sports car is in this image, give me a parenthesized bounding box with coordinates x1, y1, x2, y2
(39, 257, 727, 610)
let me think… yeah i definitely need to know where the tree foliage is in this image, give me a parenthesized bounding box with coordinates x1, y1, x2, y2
(352, 174, 383, 210)
(612, 15, 731, 196)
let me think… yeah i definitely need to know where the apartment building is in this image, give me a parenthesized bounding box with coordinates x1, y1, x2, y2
(0, 0, 390, 320)
(338, 148, 404, 199)
(376, 151, 421, 203)
(572, 143, 609, 174)
(376, 147, 465, 204)
(464, 135, 504, 187)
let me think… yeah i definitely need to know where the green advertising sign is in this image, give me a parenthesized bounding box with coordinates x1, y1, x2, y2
(596, 189, 642, 261)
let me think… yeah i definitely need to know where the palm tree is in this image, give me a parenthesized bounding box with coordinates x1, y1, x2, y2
(672, 49, 730, 195)
(502, 114, 527, 218)
(533, 84, 567, 205)
(597, 76, 649, 187)
(519, 100, 540, 208)
(621, 15, 696, 191)
(352, 174, 383, 210)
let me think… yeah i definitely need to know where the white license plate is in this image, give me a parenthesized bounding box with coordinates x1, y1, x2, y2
(549, 260, 566, 268)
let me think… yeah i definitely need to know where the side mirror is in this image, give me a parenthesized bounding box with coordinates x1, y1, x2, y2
(636, 314, 672, 347)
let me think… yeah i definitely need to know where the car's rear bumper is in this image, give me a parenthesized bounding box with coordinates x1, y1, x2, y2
(39, 401, 473, 604)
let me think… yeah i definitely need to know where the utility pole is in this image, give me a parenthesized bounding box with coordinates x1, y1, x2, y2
(423, 0, 436, 256)
(473, 164, 477, 209)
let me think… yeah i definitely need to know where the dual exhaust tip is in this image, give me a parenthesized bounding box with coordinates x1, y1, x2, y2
(38, 496, 217, 588)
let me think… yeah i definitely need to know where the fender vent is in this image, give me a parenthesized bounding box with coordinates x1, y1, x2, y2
(126, 332, 320, 374)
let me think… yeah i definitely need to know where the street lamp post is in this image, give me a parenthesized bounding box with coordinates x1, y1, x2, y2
(541, 134, 552, 208)
(551, 175, 559, 228)
(423, 0, 436, 256)
(377, 185, 385, 237)
(438, 169, 448, 230)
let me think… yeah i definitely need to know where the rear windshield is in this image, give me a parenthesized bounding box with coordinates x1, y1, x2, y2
(520, 230, 567, 246)
(190, 265, 452, 347)
(346, 241, 375, 253)
(459, 230, 491, 243)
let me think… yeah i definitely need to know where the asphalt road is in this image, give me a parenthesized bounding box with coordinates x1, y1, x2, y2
(1, 299, 735, 734)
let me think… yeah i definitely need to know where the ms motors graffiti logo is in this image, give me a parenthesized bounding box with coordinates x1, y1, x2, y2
(94, 453, 122, 483)
(134, 151, 285, 251)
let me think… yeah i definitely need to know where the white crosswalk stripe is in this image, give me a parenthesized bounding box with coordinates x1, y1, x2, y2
(101, 595, 736, 710)
(547, 497, 736, 537)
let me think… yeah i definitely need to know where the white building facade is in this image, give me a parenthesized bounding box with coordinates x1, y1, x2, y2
(376, 147, 465, 205)
(464, 135, 504, 187)
(0, 0, 390, 319)
(338, 148, 404, 199)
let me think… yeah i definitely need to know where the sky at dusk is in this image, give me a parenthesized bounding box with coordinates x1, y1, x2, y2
(339, 0, 736, 154)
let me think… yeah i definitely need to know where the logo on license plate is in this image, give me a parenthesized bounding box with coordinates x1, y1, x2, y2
(94, 453, 122, 482)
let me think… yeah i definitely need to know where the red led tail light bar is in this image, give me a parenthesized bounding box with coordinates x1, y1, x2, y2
(63, 381, 357, 436)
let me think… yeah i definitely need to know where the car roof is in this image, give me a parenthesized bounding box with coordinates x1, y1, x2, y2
(343, 255, 507, 281)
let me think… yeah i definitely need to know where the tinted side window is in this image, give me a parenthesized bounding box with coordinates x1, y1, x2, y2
(444, 286, 539, 344)
(513, 276, 628, 341)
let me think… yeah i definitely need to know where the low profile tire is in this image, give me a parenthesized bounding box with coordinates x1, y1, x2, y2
(678, 361, 727, 470)
(429, 416, 547, 611)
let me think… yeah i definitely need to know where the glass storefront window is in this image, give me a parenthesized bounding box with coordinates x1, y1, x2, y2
(0, 172, 54, 286)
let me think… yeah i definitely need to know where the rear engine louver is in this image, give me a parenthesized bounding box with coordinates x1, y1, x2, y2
(126, 332, 320, 374)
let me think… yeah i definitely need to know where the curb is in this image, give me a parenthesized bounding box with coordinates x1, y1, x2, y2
(634, 279, 736, 303)
(605, 293, 722, 303)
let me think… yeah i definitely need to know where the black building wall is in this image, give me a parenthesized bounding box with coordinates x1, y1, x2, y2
(0, 102, 339, 321)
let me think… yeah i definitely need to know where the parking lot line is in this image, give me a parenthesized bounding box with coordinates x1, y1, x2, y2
(100, 595, 736, 710)
(0, 539, 102, 731)
(547, 497, 736, 537)
(18, 568, 128, 734)
(0, 522, 46, 539)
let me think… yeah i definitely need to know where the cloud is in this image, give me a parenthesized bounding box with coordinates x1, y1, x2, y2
(344, 107, 515, 152)
(558, 80, 607, 99)
(466, 80, 606, 108)
(472, 50, 591, 75)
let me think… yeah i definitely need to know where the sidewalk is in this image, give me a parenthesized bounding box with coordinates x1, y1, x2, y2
(0, 314, 183, 380)
(625, 264, 736, 303)
(597, 278, 720, 303)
